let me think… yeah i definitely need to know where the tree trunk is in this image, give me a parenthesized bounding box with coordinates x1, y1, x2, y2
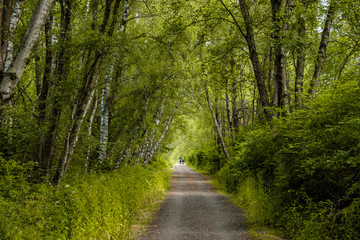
(294, 3, 306, 109)
(114, 94, 152, 169)
(53, 0, 120, 184)
(0, 0, 4, 75)
(271, 0, 293, 112)
(4, 0, 25, 72)
(99, 68, 112, 164)
(238, 0, 271, 121)
(85, 92, 98, 171)
(1, 0, 14, 63)
(0, 0, 14, 74)
(0, 0, 54, 105)
(267, 47, 273, 97)
(232, 74, 240, 132)
(283, 0, 294, 111)
(251, 80, 256, 124)
(337, 47, 356, 81)
(308, 2, 336, 98)
(31, 14, 53, 180)
(98, 0, 128, 164)
(271, 0, 285, 110)
(225, 73, 233, 138)
(205, 83, 230, 159)
(53, 59, 101, 185)
(143, 102, 179, 165)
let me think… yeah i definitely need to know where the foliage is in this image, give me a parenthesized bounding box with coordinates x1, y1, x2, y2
(190, 81, 360, 239)
(187, 145, 225, 174)
(0, 159, 170, 239)
(1, 0, 360, 238)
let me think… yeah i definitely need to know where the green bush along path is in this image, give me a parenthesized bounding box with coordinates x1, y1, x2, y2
(1, 0, 360, 239)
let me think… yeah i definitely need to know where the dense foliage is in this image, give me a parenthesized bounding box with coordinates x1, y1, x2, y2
(188, 82, 360, 239)
(1, 0, 360, 238)
(0, 159, 170, 239)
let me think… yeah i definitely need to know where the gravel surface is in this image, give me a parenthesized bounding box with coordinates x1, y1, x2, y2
(139, 164, 250, 240)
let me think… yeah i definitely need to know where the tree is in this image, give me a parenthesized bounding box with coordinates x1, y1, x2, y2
(0, 0, 54, 105)
(308, 1, 337, 97)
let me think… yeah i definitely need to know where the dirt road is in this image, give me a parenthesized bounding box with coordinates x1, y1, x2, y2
(140, 164, 250, 240)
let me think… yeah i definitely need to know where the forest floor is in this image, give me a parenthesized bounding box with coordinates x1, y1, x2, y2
(138, 164, 251, 240)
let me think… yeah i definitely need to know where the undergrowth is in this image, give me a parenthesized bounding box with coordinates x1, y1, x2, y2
(188, 82, 360, 239)
(0, 159, 171, 239)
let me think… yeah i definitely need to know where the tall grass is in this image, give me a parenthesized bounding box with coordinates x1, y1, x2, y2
(0, 159, 171, 239)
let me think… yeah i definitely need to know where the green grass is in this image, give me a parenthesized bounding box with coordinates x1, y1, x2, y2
(0, 162, 171, 239)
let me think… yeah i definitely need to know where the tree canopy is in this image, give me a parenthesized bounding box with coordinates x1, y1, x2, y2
(1, 0, 360, 238)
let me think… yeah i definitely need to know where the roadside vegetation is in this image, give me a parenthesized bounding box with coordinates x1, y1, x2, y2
(1, 0, 360, 238)
(0, 159, 170, 239)
(188, 82, 360, 239)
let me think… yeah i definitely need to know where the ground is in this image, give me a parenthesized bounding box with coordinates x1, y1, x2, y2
(139, 164, 251, 240)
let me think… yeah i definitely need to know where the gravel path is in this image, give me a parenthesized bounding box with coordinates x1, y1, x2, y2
(139, 164, 250, 240)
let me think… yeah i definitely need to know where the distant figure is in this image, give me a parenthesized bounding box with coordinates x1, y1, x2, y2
(179, 156, 183, 165)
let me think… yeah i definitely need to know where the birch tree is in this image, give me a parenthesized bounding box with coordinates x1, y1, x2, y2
(53, 0, 127, 184)
(0, 0, 54, 105)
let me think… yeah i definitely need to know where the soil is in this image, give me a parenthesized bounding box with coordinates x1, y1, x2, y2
(139, 164, 251, 240)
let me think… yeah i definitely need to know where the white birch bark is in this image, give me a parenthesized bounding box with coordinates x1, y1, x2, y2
(143, 102, 179, 165)
(99, 67, 112, 163)
(56, 87, 97, 184)
(114, 96, 151, 169)
(4, 0, 25, 72)
(85, 92, 98, 171)
(0, 0, 55, 105)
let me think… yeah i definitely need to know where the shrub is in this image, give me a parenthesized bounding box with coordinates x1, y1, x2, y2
(0, 160, 171, 239)
(198, 82, 360, 239)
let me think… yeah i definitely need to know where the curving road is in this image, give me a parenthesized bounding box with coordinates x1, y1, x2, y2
(140, 164, 250, 240)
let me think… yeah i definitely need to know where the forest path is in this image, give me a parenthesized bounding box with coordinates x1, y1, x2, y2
(139, 164, 250, 240)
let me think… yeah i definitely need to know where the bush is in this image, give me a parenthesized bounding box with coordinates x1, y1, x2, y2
(0, 160, 171, 239)
(196, 81, 360, 239)
(234, 177, 282, 226)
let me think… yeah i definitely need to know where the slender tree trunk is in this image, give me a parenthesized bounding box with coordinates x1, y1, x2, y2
(337, 47, 356, 81)
(53, 0, 121, 184)
(214, 97, 222, 155)
(283, 0, 294, 111)
(143, 103, 179, 165)
(0, 1, 4, 75)
(114, 95, 152, 169)
(308, 2, 336, 98)
(30, 12, 54, 181)
(225, 72, 233, 138)
(0, 0, 55, 105)
(238, 0, 271, 121)
(232, 74, 240, 132)
(4, 0, 24, 72)
(205, 83, 230, 159)
(1, 0, 14, 63)
(99, 68, 112, 164)
(251, 80, 256, 124)
(271, 0, 293, 112)
(0, 0, 13, 74)
(271, 0, 284, 110)
(294, 5, 306, 109)
(85, 92, 98, 171)
(53, 60, 101, 184)
(267, 47, 273, 97)
(98, 0, 127, 164)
